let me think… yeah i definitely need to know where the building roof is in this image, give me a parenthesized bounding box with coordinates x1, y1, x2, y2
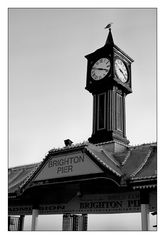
(8, 163, 41, 195)
(8, 141, 157, 197)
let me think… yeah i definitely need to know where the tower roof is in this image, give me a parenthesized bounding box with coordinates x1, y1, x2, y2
(105, 28, 114, 46)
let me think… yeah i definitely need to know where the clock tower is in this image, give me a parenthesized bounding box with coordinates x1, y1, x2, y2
(85, 25, 134, 145)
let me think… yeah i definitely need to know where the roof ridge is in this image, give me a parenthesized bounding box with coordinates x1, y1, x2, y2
(85, 147, 121, 177)
(121, 149, 132, 166)
(101, 149, 120, 167)
(48, 141, 89, 154)
(9, 162, 40, 171)
(130, 142, 157, 149)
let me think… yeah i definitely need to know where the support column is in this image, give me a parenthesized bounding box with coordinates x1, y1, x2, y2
(82, 214, 88, 231)
(140, 191, 150, 231)
(31, 209, 39, 231)
(62, 214, 73, 231)
(141, 204, 149, 231)
(8, 216, 11, 231)
(18, 215, 25, 231)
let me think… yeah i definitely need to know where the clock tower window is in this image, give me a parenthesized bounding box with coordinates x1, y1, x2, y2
(97, 93, 106, 130)
(116, 93, 123, 132)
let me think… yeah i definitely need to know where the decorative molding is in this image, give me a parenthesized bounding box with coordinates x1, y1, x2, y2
(130, 175, 157, 182)
(95, 139, 130, 148)
(116, 88, 123, 95)
(8, 194, 17, 199)
(93, 94, 96, 134)
(113, 45, 134, 63)
(97, 92, 106, 130)
(132, 184, 157, 190)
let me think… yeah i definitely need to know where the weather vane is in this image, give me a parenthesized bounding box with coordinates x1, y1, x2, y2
(105, 23, 113, 30)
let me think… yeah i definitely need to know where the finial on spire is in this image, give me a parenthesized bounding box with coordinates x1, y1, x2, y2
(104, 23, 114, 46)
(105, 23, 113, 30)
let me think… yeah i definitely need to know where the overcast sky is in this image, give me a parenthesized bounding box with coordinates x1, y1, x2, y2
(8, 8, 156, 230)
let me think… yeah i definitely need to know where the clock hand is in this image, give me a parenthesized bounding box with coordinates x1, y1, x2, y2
(93, 67, 109, 72)
(119, 68, 124, 74)
(120, 69, 127, 78)
(115, 64, 124, 74)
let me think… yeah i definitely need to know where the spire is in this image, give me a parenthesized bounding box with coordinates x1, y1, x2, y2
(104, 23, 114, 46)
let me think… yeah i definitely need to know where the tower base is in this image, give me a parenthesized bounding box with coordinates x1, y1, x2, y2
(88, 130, 130, 145)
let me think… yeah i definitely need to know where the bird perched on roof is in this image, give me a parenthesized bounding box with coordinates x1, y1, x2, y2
(105, 23, 113, 29)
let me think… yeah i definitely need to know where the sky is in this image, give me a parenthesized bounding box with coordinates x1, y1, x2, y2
(8, 8, 156, 231)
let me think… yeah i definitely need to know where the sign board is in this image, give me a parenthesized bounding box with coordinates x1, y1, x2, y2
(9, 205, 33, 215)
(8, 191, 156, 215)
(34, 151, 103, 181)
(39, 191, 141, 214)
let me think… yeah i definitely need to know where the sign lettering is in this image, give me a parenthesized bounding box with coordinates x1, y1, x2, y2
(80, 200, 123, 209)
(34, 151, 103, 181)
(48, 155, 84, 175)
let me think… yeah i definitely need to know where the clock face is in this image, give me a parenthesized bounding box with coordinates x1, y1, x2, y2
(91, 58, 111, 81)
(115, 59, 128, 83)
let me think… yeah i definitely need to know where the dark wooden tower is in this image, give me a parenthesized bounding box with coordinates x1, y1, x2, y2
(85, 26, 134, 144)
